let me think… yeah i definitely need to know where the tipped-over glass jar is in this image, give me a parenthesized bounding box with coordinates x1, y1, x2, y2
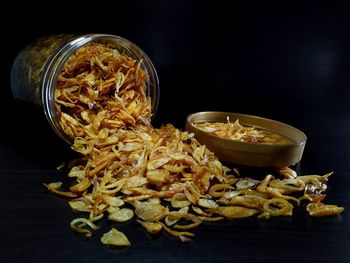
(11, 34, 160, 144)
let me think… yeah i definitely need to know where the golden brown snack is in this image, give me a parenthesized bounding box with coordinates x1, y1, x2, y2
(44, 41, 344, 246)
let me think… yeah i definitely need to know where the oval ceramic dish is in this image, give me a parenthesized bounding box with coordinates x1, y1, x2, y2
(185, 111, 307, 168)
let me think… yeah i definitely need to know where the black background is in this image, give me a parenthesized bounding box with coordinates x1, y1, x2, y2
(1, 1, 350, 262)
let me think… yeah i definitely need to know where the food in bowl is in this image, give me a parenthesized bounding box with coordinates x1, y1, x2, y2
(193, 117, 291, 145)
(186, 111, 307, 167)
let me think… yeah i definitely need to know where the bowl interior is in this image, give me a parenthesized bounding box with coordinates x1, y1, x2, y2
(186, 111, 307, 168)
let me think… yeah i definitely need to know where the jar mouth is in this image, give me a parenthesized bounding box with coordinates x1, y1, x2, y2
(41, 34, 160, 145)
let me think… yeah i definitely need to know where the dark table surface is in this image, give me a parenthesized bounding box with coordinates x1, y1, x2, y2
(1, 1, 350, 262)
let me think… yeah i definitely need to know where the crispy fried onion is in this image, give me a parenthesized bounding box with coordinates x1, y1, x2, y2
(100, 228, 131, 246)
(45, 41, 343, 246)
(166, 211, 201, 230)
(306, 202, 344, 217)
(70, 218, 99, 238)
(261, 198, 293, 218)
(55, 42, 151, 140)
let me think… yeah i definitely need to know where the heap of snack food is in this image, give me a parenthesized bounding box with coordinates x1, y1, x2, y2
(44, 42, 344, 247)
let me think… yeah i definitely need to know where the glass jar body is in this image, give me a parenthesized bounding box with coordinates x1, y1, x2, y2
(11, 34, 160, 144)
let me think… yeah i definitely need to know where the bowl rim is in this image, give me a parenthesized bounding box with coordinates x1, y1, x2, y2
(186, 111, 307, 149)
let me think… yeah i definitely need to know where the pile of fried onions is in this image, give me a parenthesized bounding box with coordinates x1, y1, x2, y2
(193, 118, 290, 145)
(45, 42, 344, 246)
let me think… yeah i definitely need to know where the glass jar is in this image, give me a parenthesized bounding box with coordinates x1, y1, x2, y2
(11, 34, 160, 144)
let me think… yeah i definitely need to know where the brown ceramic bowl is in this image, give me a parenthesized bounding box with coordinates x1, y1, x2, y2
(185, 112, 307, 168)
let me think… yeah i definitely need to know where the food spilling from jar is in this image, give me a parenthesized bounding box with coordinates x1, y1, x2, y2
(45, 41, 344, 247)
